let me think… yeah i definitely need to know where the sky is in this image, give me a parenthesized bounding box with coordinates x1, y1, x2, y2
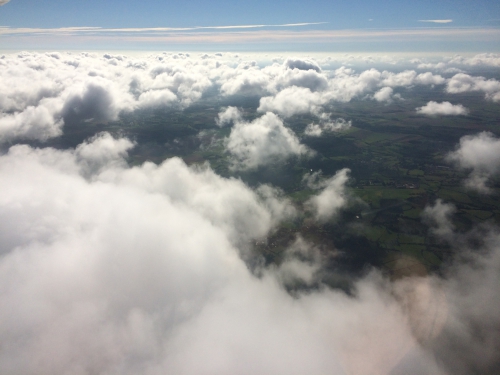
(1, 0, 500, 51)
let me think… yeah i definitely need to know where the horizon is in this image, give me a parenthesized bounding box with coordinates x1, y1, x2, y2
(1, 0, 500, 52)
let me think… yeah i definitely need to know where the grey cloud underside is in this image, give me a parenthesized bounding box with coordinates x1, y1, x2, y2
(0, 0, 10, 5)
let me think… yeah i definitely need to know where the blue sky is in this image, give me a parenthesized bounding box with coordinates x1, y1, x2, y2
(1, 0, 499, 51)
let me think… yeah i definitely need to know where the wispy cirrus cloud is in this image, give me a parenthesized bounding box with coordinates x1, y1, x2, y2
(0, 22, 327, 36)
(107, 28, 500, 45)
(1, 25, 498, 51)
(2, 26, 495, 42)
(418, 19, 453, 23)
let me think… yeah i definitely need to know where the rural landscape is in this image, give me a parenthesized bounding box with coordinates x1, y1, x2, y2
(37, 58, 500, 282)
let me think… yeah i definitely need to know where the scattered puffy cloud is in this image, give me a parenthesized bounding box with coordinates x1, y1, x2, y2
(0, 0, 10, 5)
(0, 52, 214, 142)
(373, 87, 395, 102)
(75, 132, 135, 177)
(304, 115, 351, 137)
(417, 62, 448, 70)
(257, 68, 445, 117)
(422, 199, 457, 239)
(219, 58, 327, 97)
(216, 106, 243, 127)
(225, 112, 311, 170)
(415, 62, 463, 74)
(0, 52, 464, 143)
(270, 236, 324, 287)
(283, 57, 321, 72)
(447, 132, 500, 193)
(413, 54, 500, 74)
(416, 101, 469, 116)
(449, 53, 500, 68)
(446, 73, 500, 102)
(305, 168, 351, 222)
(414, 71, 446, 85)
(258, 86, 325, 117)
(0, 103, 64, 141)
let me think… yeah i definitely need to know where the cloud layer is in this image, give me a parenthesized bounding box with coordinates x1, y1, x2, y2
(3, 52, 499, 144)
(0, 52, 213, 142)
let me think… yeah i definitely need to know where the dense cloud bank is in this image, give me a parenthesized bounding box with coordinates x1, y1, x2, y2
(0, 132, 499, 374)
(2, 51, 500, 143)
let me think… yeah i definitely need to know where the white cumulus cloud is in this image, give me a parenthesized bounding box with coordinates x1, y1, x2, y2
(0, 52, 215, 142)
(225, 112, 311, 170)
(422, 199, 457, 239)
(447, 132, 500, 193)
(258, 86, 326, 117)
(216, 106, 243, 127)
(416, 101, 469, 116)
(304, 115, 351, 137)
(373, 87, 394, 102)
(446, 73, 500, 102)
(305, 168, 351, 222)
